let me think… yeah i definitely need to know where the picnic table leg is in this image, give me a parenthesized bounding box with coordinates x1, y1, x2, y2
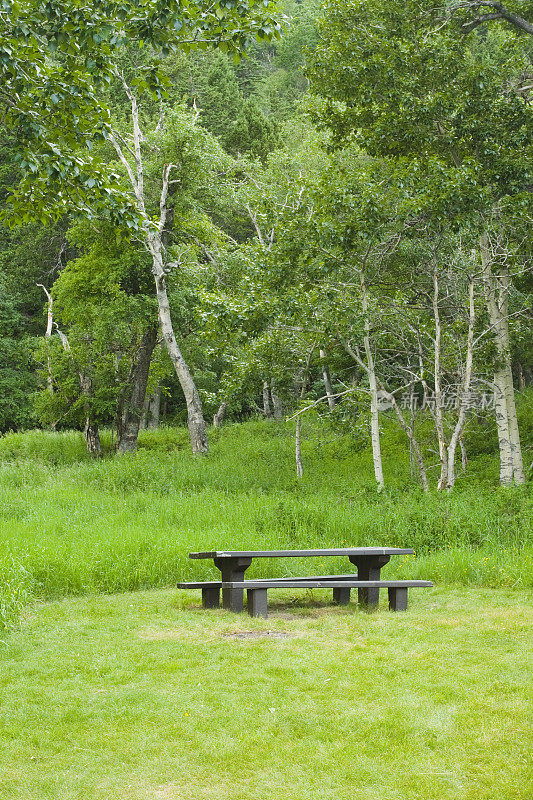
(333, 587, 351, 605)
(349, 555, 391, 609)
(214, 557, 253, 612)
(202, 587, 220, 609)
(248, 588, 268, 618)
(388, 587, 408, 611)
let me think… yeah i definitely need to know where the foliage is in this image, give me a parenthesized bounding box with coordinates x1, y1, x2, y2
(308, 0, 533, 223)
(0, 280, 36, 431)
(0, 0, 282, 223)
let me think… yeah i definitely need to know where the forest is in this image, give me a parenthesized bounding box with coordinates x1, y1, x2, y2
(0, 0, 530, 491)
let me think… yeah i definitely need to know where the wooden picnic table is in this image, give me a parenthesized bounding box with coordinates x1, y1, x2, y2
(189, 547, 413, 611)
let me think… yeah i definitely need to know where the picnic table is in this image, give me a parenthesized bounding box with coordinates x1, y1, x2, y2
(185, 547, 417, 612)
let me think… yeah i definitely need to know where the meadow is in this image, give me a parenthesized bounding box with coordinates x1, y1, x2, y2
(0, 415, 531, 621)
(1, 586, 531, 800)
(0, 416, 531, 799)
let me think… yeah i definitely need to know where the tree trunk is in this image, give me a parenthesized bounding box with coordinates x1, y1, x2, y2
(262, 381, 272, 418)
(79, 374, 102, 457)
(295, 416, 303, 478)
(117, 326, 158, 453)
(432, 267, 447, 490)
(147, 386, 161, 430)
(480, 232, 525, 484)
(376, 380, 429, 493)
(109, 80, 208, 455)
(213, 402, 227, 428)
(270, 382, 283, 420)
(320, 349, 336, 411)
(361, 272, 384, 492)
(84, 420, 102, 456)
(460, 436, 468, 471)
(152, 266, 208, 455)
(37, 284, 54, 395)
(446, 279, 475, 490)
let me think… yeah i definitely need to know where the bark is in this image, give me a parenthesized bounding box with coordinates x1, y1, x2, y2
(480, 232, 525, 484)
(270, 381, 283, 420)
(262, 381, 272, 418)
(147, 386, 161, 430)
(295, 416, 303, 478)
(340, 323, 428, 491)
(294, 344, 316, 479)
(152, 262, 208, 455)
(361, 272, 384, 492)
(460, 437, 468, 471)
(376, 379, 429, 493)
(446, 279, 475, 489)
(213, 402, 227, 428)
(79, 374, 102, 457)
(84, 421, 102, 456)
(320, 349, 336, 411)
(37, 284, 54, 395)
(451, 2, 533, 36)
(432, 267, 447, 490)
(117, 326, 158, 453)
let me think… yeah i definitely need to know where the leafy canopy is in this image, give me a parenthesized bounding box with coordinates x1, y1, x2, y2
(0, 0, 281, 222)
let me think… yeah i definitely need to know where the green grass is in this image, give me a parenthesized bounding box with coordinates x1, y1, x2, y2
(1, 585, 531, 799)
(0, 419, 531, 609)
(0, 419, 531, 798)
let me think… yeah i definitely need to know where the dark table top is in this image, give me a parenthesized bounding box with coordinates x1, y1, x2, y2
(189, 548, 413, 559)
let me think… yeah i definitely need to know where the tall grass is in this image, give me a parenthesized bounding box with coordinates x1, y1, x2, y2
(0, 558, 30, 636)
(0, 416, 531, 600)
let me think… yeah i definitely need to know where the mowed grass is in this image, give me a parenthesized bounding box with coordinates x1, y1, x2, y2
(1, 585, 531, 800)
(0, 420, 531, 602)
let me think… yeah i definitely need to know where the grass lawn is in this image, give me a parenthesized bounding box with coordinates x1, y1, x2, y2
(1, 585, 531, 800)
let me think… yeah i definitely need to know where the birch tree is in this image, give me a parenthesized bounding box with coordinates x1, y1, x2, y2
(107, 87, 236, 453)
(479, 229, 526, 484)
(309, 0, 531, 485)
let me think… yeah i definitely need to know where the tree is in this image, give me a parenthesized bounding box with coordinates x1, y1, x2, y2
(1, 0, 282, 223)
(308, 0, 532, 484)
(0, 281, 36, 431)
(225, 98, 281, 161)
(449, 2, 533, 35)
(2, 0, 281, 453)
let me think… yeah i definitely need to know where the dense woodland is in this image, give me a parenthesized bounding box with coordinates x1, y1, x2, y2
(1, 0, 532, 490)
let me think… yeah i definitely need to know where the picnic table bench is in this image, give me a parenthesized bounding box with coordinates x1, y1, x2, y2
(177, 548, 432, 615)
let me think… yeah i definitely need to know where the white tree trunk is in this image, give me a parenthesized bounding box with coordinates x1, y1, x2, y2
(446, 279, 475, 489)
(361, 272, 384, 492)
(376, 380, 429, 493)
(320, 349, 336, 411)
(295, 416, 303, 478)
(432, 267, 447, 490)
(480, 232, 524, 484)
(262, 381, 272, 418)
(213, 402, 227, 428)
(109, 75, 209, 455)
(37, 284, 54, 395)
(153, 267, 208, 454)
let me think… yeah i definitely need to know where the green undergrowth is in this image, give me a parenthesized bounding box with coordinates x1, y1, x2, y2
(0, 416, 531, 607)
